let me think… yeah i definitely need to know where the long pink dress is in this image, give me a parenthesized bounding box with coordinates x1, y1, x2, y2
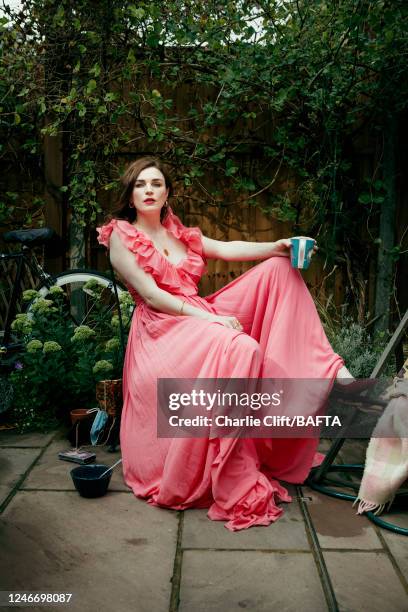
(97, 208, 343, 531)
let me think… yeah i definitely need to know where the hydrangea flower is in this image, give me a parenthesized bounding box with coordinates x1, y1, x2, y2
(11, 314, 33, 335)
(43, 341, 62, 353)
(30, 298, 54, 314)
(92, 360, 114, 375)
(119, 292, 133, 307)
(105, 338, 120, 352)
(71, 325, 96, 342)
(111, 314, 130, 329)
(83, 278, 104, 296)
(12, 313, 30, 324)
(48, 285, 64, 295)
(118, 292, 135, 318)
(22, 289, 39, 302)
(26, 339, 43, 353)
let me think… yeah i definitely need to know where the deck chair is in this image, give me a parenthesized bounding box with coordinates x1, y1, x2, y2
(307, 309, 408, 535)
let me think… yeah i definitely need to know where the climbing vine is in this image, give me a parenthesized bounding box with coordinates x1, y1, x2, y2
(1, 0, 407, 315)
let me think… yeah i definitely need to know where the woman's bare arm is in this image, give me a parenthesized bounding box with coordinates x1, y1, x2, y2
(201, 235, 292, 261)
(109, 230, 213, 320)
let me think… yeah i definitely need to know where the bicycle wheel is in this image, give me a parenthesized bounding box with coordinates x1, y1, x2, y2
(32, 269, 131, 329)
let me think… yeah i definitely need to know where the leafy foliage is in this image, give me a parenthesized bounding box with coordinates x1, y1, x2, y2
(326, 318, 394, 378)
(1, 1, 407, 311)
(9, 283, 133, 431)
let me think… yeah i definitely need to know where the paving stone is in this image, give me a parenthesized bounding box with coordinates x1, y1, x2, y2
(0, 430, 56, 448)
(381, 520, 408, 581)
(0, 447, 42, 506)
(0, 490, 178, 612)
(182, 494, 309, 550)
(302, 487, 382, 549)
(21, 440, 128, 491)
(324, 551, 408, 611)
(179, 550, 327, 611)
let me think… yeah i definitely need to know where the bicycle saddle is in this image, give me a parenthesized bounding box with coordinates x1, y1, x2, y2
(3, 227, 60, 247)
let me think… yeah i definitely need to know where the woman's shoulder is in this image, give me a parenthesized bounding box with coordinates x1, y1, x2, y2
(164, 208, 204, 252)
(96, 218, 157, 256)
(96, 218, 133, 248)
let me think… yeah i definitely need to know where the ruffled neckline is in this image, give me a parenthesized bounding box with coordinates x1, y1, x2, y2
(96, 207, 206, 298)
(125, 209, 189, 269)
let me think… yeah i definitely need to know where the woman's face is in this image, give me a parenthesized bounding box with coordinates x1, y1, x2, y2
(131, 167, 169, 217)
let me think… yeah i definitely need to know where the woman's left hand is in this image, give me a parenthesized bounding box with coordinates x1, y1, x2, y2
(273, 238, 318, 258)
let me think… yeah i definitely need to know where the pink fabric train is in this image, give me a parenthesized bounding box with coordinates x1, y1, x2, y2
(97, 208, 343, 531)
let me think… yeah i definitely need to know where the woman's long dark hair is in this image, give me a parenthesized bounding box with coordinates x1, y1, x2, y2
(109, 157, 173, 223)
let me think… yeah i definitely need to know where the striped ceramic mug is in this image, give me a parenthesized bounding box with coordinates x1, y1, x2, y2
(290, 236, 315, 270)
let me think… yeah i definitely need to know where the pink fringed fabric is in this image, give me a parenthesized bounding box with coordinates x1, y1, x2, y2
(354, 375, 408, 517)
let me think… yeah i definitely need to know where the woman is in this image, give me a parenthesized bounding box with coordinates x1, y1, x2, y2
(97, 157, 354, 531)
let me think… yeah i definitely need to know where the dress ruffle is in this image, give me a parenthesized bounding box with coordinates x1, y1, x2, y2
(207, 474, 291, 531)
(96, 208, 207, 297)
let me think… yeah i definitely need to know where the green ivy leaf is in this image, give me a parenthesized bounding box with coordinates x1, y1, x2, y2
(76, 102, 86, 117)
(129, 6, 145, 19)
(225, 159, 238, 176)
(358, 193, 372, 205)
(86, 79, 97, 94)
(104, 92, 117, 102)
(89, 63, 101, 77)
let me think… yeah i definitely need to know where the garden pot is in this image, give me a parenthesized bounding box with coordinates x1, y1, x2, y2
(70, 408, 96, 426)
(95, 379, 123, 417)
(68, 408, 97, 447)
(70, 464, 112, 498)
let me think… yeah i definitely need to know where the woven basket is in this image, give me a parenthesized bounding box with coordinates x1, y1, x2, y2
(95, 379, 123, 417)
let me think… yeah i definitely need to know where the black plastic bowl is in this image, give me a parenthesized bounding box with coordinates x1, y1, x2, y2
(71, 464, 112, 498)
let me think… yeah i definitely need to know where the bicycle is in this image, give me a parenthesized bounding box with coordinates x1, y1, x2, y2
(0, 226, 128, 416)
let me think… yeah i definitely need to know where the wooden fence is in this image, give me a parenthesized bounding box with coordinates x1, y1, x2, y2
(1, 79, 407, 327)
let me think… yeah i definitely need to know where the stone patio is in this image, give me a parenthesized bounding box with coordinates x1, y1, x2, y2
(0, 429, 407, 612)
